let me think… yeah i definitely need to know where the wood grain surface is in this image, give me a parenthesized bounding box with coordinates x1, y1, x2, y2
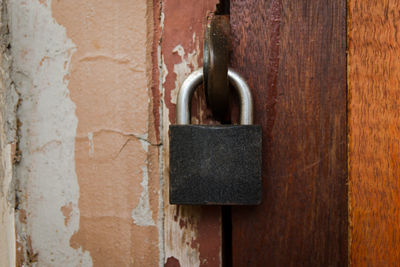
(230, 1, 347, 266)
(348, 1, 400, 265)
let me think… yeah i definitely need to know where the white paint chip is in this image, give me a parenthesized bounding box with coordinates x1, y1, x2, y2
(139, 133, 149, 152)
(88, 132, 94, 158)
(171, 33, 200, 104)
(132, 165, 155, 226)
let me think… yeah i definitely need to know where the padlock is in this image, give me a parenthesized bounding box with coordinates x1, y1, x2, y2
(169, 68, 262, 205)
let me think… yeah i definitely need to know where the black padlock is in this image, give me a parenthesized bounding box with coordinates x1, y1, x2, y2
(169, 68, 262, 205)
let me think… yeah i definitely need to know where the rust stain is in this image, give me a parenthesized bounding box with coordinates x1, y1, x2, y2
(52, 1, 160, 266)
(38, 0, 47, 7)
(10, 142, 16, 163)
(26, 236, 38, 264)
(18, 209, 27, 224)
(60, 202, 73, 226)
(16, 240, 24, 267)
(39, 56, 50, 66)
(178, 218, 186, 229)
(165, 256, 181, 267)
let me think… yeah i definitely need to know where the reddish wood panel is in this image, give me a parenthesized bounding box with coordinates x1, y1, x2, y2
(159, 0, 222, 266)
(349, 1, 400, 265)
(230, 1, 347, 266)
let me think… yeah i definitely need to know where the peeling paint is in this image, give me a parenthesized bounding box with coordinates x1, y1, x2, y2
(140, 133, 150, 152)
(163, 36, 203, 267)
(161, 0, 222, 266)
(162, 56, 168, 86)
(4, 0, 225, 266)
(165, 206, 202, 266)
(165, 256, 181, 267)
(132, 133, 156, 227)
(0, 143, 16, 267)
(132, 165, 155, 227)
(52, 0, 160, 266)
(0, 11, 17, 259)
(87, 132, 94, 158)
(170, 35, 200, 104)
(156, 2, 166, 266)
(61, 202, 73, 226)
(8, 0, 92, 265)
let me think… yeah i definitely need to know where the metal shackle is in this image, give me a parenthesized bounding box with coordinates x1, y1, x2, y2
(176, 68, 254, 125)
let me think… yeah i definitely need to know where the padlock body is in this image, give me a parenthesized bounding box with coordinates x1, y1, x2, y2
(169, 125, 262, 205)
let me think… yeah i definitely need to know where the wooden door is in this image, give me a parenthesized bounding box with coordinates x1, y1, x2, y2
(160, 1, 400, 266)
(160, 1, 346, 266)
(229, 1, 347, 266)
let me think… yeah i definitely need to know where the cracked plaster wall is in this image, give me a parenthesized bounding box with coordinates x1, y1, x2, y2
(8, 0, 161, 266)
(0, 0, 17, 266)
(1, 0, 222, 266)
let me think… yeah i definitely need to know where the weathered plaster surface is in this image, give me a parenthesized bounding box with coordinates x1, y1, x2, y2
(8, 0, 92, 265)
(52, 0, 160, 266)
(0, 142, 15, 267)
(8, 0, 161, 265)
(7, 0, 225, 265)
(0, 1, 16, 263)
(7, 0, 161, 265)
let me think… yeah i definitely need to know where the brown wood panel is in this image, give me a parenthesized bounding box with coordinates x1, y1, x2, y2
(348, 1, 400, 265)
(230, 1, 347, 266)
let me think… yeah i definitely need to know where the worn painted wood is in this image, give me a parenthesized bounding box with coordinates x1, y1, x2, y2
(230, 1, 347, 266)
(158, 0, 222, 266)
(348, 1, 400, 265)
